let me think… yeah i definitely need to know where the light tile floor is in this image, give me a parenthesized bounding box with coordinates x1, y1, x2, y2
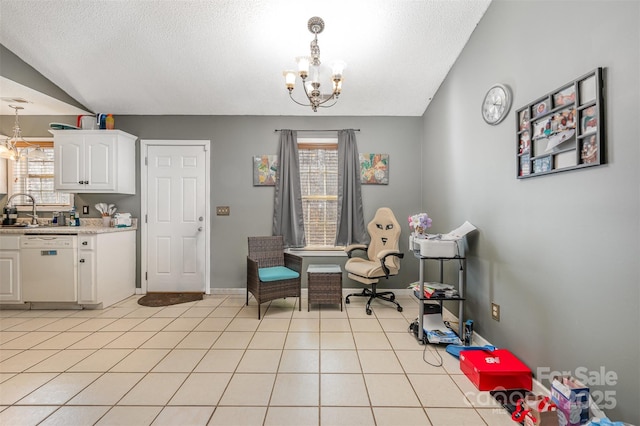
(0, 292, 515, 426)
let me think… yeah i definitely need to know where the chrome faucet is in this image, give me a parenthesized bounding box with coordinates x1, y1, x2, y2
(7, 193, 38, 225)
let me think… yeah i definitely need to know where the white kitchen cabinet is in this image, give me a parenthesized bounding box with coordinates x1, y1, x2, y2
(78, 231, 136, 308)
(0, 235, 21, 303)
(51, 130, 137, 194)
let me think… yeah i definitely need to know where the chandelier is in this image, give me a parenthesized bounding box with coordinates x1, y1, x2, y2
(282, 17, 345, 112)
(0, 105, 46, 161)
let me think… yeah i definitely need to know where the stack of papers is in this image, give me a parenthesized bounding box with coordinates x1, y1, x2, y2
(409, 282, 459, 299)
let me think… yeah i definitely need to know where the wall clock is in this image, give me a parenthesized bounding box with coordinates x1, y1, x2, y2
(482, 84, 512, 125)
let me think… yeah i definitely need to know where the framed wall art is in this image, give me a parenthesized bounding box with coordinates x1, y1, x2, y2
(359, 153, 389, 184)
(515, 68, 604, 179)
(253, 155, 278, 186)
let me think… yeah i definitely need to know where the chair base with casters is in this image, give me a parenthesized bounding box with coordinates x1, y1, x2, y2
(345, 282, 403, 316)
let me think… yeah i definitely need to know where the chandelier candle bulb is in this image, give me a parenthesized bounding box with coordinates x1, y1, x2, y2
(296, 56, 310, 78)
(331, 60, 346, 78)
(284, 71, 296, 90)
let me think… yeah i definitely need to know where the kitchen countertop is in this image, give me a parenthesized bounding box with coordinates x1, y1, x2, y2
(0, 218, 137, 235)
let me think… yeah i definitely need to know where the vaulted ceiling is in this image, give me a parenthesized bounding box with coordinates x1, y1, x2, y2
(0, 0, 491, 116)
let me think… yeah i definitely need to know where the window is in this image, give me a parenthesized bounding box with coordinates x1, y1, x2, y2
(7, 140, 72, 211)
(298, 138, 339, 248)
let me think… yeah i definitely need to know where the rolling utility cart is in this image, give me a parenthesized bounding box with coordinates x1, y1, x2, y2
(413, 251, 466, 344)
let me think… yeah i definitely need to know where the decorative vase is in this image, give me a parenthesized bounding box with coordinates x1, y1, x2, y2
(102, 216, 111, 227)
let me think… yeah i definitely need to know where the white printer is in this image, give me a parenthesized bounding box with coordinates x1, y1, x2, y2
(412, 221, 476, 258)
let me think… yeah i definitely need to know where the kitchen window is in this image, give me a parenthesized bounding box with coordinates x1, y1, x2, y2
(298, 138, 339, 248)
(7, 140, 73, 211)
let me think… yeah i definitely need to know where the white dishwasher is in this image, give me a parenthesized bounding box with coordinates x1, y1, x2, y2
(21, 235, 78, 302)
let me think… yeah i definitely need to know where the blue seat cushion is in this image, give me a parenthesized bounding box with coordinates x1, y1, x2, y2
(258, 266, 300, 282)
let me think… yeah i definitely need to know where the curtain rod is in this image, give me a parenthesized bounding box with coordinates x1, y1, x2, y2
(274, 129, 360, 132)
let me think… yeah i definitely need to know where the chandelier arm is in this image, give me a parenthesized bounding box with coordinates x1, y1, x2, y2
(318, 98, 339, 108)
(288, 91, 313, 107)
(315, 92, 339, 107)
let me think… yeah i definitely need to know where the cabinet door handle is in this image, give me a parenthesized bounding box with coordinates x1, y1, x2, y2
(84, 180, 89, 185)
(79, 259, 85, 263)
(82, 241, 88, 246)
(78, 181, 83, 184)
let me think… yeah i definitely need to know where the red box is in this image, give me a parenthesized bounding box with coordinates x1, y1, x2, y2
(460, 349, 532, 391)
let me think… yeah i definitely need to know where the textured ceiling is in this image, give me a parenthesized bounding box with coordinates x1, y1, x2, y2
(0, 0, 491, 116)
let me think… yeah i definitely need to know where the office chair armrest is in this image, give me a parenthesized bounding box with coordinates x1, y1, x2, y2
(377, 250, 404, 278)
(344, 244, 368, 258)
(376, 249, 404, 260)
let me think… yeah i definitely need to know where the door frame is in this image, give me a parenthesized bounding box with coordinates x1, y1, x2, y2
(139, 140, 211, 295)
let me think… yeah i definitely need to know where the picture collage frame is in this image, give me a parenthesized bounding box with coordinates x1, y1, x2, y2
(516, 68, 604, 179)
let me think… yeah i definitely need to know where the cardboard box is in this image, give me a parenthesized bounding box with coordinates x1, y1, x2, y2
(460, 349, 532, 391)
(551, 376, 590, 426)
(415, 221, 476, 258)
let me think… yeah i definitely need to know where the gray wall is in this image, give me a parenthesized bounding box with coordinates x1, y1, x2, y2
(421, 0, 639, 423)
(117, 115, 424, 289)
(0, 114, 424, 291)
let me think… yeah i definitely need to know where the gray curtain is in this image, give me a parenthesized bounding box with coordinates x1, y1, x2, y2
(335, 129, 368, 245)
(272, 130, 305, 248)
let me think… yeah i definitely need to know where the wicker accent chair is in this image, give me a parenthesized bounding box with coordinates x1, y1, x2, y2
(344, 207, 404, 315)
(246, 236, 302, 319)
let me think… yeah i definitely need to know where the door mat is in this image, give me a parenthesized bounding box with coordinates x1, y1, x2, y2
(137, 292, 203, 307)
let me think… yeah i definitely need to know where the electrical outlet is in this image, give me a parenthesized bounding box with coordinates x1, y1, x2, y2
(216, 206, 230, 216)
(491, 303, 500, 321)
(82, 205, 89, 215)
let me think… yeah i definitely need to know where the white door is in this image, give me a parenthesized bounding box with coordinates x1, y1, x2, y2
(145, 144, 208, 293)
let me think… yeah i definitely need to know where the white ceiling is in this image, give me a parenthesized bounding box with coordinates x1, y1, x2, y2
(0, 0, 491, 117)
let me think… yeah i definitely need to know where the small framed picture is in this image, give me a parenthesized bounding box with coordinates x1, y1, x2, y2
(519, 130, 531, 154)
(580, 106, 597, 135)
(519, 109, 530, 131)
(359, 153, 389, 184)
(533, 118, 551, 140)
(533, 156, 552, 173)
(520, 153, 531, 176)
(253, 155, 278, 186)
(581, 134, 598, 164)
(553, 86, 576, 108)
(533, 99, 550, 118)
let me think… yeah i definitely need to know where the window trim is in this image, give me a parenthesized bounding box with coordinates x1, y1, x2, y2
(6, 137, 74, 213)
(297, 137, 340, 249)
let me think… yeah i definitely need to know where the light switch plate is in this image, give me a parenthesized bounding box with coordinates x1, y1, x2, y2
(216, 206, 230, 216)
(82, 205, 89, 215)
